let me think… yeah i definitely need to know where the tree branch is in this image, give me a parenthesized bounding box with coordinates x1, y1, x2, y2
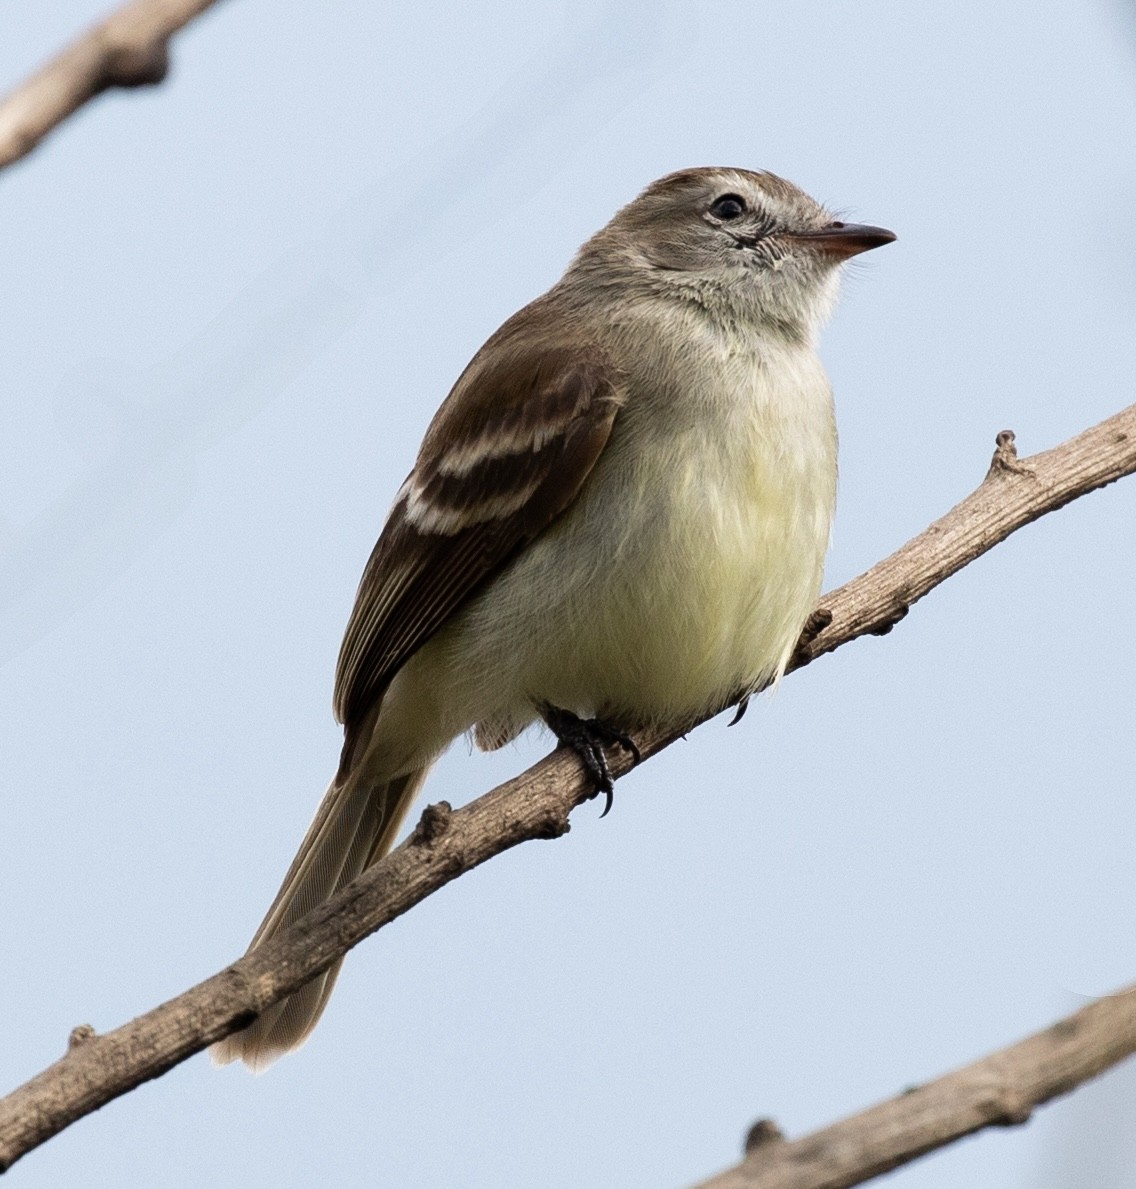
(0, 0, 227, 171)
(690, 986, 1136, 1189)
(0, 403, 1133, 1175)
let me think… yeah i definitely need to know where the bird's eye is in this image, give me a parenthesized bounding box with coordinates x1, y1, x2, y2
(709, 194, 747, 220)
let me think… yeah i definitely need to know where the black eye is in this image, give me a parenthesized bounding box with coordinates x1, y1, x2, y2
(710, 193, 747, 220)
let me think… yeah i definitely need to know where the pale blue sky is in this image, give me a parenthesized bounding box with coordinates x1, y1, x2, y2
(2, 2, 1135, 1186)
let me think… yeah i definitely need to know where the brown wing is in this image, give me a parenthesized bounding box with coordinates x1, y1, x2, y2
(333, 302, 624, 746)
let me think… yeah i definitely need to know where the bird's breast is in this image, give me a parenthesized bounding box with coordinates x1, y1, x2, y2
(477, 336, 839, 726)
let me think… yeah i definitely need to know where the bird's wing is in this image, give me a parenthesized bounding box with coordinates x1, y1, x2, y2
(333, 306, 624, 753)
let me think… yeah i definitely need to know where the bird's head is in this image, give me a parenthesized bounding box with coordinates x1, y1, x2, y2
(572, 166, 895, 343)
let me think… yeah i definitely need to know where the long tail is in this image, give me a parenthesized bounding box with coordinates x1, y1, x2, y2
(210, 764, 430, 1071)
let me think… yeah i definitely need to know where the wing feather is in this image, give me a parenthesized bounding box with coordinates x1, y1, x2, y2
(333, 304, 624, 746)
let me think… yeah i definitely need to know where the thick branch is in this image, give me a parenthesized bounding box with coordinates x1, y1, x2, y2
(689, 986, 1136, 1189)
(0, 0, 226, 171)
(0, 403, 1133, 1174)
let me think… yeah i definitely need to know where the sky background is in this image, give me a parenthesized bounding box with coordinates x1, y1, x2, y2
(2, 1, 1135, 1186)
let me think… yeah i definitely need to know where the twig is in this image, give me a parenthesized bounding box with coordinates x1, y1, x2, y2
(0, 403, 1133, 1174)
(0, 0, 227, 171)
(689, 986, 1136, 1189)
(791, 410, 1135, 671)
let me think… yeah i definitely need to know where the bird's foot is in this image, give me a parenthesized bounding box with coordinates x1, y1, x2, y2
(539, 704, 640, 817)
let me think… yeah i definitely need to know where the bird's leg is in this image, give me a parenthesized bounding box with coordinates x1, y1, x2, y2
(539, 703, 641, 817)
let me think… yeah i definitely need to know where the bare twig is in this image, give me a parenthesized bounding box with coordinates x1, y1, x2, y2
(689, 986, 1136, 1189)
(0, 0, 227, 171)
(0, 403, 1133, 1174)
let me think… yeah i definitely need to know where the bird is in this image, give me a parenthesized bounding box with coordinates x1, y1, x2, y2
(211, 166, 895, 1069)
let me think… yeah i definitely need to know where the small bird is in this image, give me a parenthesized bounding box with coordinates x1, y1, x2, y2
(212, 167, 894, 1069)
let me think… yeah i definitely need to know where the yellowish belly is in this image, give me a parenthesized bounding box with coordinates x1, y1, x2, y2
(380, 340, 838, 763)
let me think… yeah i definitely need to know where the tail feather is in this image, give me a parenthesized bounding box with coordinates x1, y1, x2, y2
(211, 765, 429, 1071)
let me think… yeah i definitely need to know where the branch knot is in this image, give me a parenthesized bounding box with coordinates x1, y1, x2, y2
(411, 801, 453, 846)
(67, 1025, 96, 1051)
(986, 430, 1036, 480)
(99, 36, 171, 90)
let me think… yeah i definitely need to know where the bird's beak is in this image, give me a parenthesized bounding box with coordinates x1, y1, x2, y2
(787, 222, 897, 259)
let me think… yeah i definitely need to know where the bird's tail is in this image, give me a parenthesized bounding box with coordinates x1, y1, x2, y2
(210, 764, 429, 1071)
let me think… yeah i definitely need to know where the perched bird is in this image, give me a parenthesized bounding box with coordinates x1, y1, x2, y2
(212, 167, 894, 1069)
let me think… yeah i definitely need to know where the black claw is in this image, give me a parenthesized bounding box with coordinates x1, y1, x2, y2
(539, 703, 639, 816)
(728, 696, 750, 727)
(596, 767, 615, 819)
